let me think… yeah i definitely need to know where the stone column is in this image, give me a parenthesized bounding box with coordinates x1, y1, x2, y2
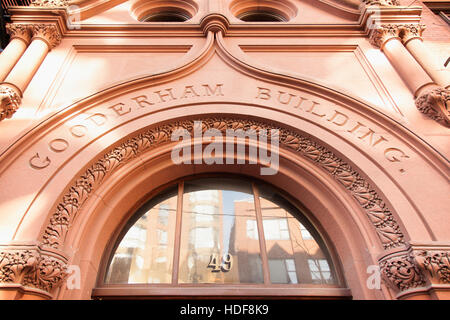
(0, 24, 61, 122)
(0, 24, 31, 82)
(400, 24, 450, 89)
(370, 24, 449, 127)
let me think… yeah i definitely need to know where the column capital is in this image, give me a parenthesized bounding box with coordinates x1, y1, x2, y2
(0, 243, 68, 298)
(369, 24, 402, 49)
(30, 0, 69, 7)
(415, 87, 450, 127)
(0, 84, 22, 122)
(5, 24, 32, 45)
(30, 24, 62, 50)
(362, 0, 400, 6)
(399, 24, 426, 45)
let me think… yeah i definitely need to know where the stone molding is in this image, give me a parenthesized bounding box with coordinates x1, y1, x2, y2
(5, 24, 32, 45)
(30, 24, 62, 49)
(40, 117, 405, 251)
(0, 244, 68, 296)
(0, 85, 22, 122)
(415, 87, 450, 127)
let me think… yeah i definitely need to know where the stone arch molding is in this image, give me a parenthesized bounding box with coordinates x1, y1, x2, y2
(0, 28, 448, 299)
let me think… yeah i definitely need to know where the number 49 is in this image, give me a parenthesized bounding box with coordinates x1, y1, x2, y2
(208, 253, 233, 272)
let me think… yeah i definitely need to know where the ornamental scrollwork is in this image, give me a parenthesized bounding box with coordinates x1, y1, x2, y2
(414, 250, 450, 284)
(0, 85, 22, 122)
(41, 117, 405, 250)
(415, 87, 450, 127)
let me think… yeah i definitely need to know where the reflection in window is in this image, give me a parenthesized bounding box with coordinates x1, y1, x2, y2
(308, 259, 333, 284)
(105, 178, 338, 287)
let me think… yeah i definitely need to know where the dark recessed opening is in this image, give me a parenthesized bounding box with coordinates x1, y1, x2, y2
(237, 10, 286, 22)
(142, 11, 190, 22)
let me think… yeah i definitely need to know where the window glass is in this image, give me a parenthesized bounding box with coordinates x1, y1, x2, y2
(258, 185, 337, 285)
(179, 178, 263, 284)
(105, 191, 178, 284)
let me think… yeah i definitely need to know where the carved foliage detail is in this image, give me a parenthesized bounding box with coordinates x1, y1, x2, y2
(30, 0, 69, 7)
(399, 24, 426, 43)
(5, 24, 32, 44)
(415, 88, 450, 127)
(0, 86, 22, 122)
(41, 117, 405, 250)
(0, 249, 68, 293)
(30, 24, 62, 49)
(362, 0, 400, 6)
(414, 250, 450, 284)
(380, 252, 426, 291)
(369, 24, 401, 48)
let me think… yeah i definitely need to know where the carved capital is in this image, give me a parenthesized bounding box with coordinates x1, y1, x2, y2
(30, 24, 62, 49)
(362, 0, 400, 6)
(369, 24, 401, 49)
(413, 250, 450, 285)
(30, 0, 69, 7)
(0, 245, 68, 296)
(415, 87, 450, 127)
(5, 24, 32, 45)
(379, 249, 426, 292)
(399, 24, 426, 44)
(0, 85, 22, 122)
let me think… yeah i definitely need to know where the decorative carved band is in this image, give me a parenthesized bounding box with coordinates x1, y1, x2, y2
(0, 245, 68, 295)
(5, 24, 32, 45)
(30, 24, 62, 49)
(415, 87, 450, 127)
(41, 117, 405, 251)
(414, 250, 450, 284)
(0, 85, 22, 122)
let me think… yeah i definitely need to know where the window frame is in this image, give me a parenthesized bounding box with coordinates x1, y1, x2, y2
(93, 174, 350, 299)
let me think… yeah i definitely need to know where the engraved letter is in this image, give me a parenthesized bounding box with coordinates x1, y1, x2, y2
(305, 101, 325, 117)
(70, 124, 87, 138)
(277, 91, 296, 105)
(203, 84, 224, 96)
(131, 95, 154, 108)
(49, 138, 69, 153)
(181, 85, 200, 99)
(154, 88, 177, 103)
(384, 148, 410, 162)
(29, 153, 51, 170)
(327, 110, 349, 126)
(109, 102, 131, 117)
(358, 129, 388, 147)
(86, 113, 107, 127)
(256, 87, 271, 100)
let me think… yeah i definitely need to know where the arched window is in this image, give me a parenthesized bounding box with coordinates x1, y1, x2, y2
(94, 177, 348, 298)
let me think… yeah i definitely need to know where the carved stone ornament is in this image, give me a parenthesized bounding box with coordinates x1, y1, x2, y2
(379, 250, 426, 292)
(0, 246, 68, 295)
(413, 250, 450, 284)
(415, 87, 450, 127)
(0, 85, 22, 122)
(399, 24, 426, 44)
(30, 0, 69, 7)
(5, 24, 32, 45)
(30, 24, 62, 49)
(369, 24, 401, 49)
(41, 117, 405, 251)
(362, 0, 400, 6)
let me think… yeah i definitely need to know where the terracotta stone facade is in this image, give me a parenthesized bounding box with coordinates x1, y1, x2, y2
(0, 0, 448, 300)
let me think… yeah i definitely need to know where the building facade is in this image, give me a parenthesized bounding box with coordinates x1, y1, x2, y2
(0, 0, 448, 300)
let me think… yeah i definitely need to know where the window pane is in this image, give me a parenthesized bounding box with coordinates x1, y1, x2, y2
(259, 185, 337, 285)
(105, 191, 178, 284)
(179, 178, 263, 284)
